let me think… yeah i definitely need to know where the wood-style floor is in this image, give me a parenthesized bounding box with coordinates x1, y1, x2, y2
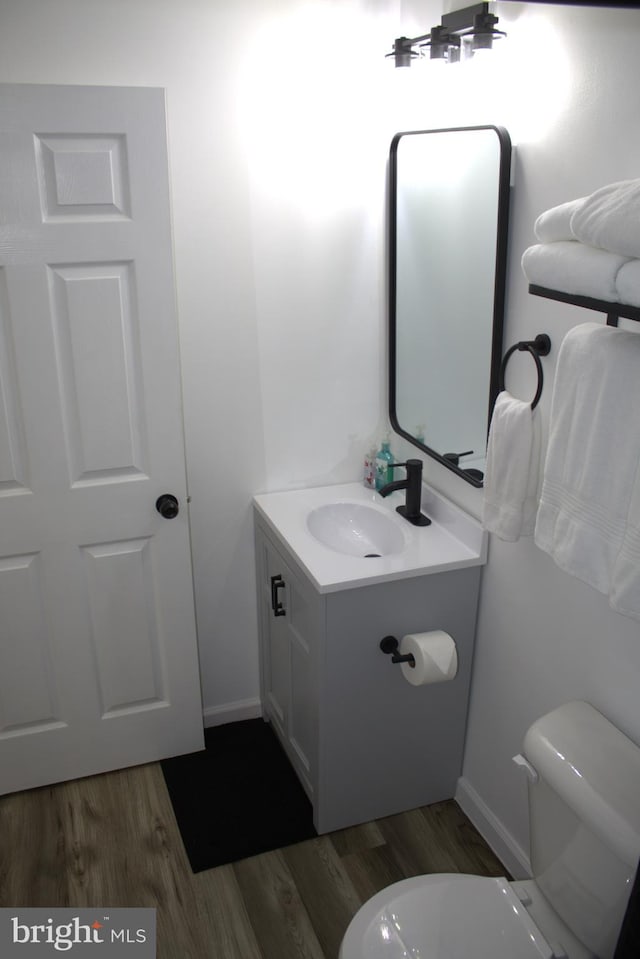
(0, 761, 506, 958)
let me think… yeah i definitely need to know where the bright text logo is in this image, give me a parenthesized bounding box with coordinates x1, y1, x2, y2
(1, 909, 155, 957)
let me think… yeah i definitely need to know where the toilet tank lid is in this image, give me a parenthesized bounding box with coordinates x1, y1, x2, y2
(523, 701, 640, 868)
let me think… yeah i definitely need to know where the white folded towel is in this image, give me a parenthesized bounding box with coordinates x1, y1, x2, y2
(534, 197, 585, 243)
(571, 178, 640, 259)
(535, 323, 640, 619)
(615, 259, 640, 308)
(521, 240, 630, 301)
(483, 391, 540, 542)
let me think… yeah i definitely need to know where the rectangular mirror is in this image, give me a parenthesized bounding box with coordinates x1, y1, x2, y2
(389, 125, 512, 486)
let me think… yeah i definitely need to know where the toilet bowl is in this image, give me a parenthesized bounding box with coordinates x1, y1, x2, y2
(339, 702, 640, 959)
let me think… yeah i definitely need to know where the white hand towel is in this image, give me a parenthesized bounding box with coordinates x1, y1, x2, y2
(521, 241, 630, 301)
(535, 323, 640, 609)
(534, 197, 585, 243)
(571, 178, 640, 259)
(610, 468, 640, 621)
(483, 391, 540, 542)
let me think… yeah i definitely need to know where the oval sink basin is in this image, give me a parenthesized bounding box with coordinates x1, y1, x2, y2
(306, 503, 406, 558)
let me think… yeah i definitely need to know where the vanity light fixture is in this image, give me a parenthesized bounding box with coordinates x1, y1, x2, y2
(386, 2, 505, 67)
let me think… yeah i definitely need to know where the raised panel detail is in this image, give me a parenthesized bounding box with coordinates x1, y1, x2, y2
(49, 262, 148, 485)
(0, 553, 63, 736)
(34, 134, 131, 220)
(0, 269, 29, 495)
(82, 538, 168, 716)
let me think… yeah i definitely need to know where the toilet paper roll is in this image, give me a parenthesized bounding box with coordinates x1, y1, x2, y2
(399, 631, 458, 686)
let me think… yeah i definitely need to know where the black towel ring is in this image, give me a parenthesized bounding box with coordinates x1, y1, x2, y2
(499, 333, 551, 410)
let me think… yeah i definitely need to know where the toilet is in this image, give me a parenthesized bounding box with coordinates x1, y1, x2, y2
(339, 701, 640, 959)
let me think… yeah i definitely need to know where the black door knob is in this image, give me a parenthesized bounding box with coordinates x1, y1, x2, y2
(155, 494, 179, 519)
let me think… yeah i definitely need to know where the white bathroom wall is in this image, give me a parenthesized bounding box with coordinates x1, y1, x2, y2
(0, 0, 404, 720)
(394, 0, 640, 875)
(463, 1, 640, 875)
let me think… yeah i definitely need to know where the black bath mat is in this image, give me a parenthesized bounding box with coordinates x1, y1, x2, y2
(161, 718, 317, 872)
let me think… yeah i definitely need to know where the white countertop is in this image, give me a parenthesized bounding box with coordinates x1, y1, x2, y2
(253, 482, 487, 593)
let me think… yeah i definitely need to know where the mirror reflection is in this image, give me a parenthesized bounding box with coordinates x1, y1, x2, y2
(389, 125, 511, 487)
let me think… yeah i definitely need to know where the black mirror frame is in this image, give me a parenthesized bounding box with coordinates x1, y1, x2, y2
(388, 124, 512, 488)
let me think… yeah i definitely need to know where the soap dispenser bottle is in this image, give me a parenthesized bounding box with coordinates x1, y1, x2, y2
(363, 445, 377, 489)
(375, 434, 394, 491)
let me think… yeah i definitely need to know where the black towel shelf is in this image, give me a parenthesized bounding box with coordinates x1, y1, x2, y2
(529, 284, 640, 327)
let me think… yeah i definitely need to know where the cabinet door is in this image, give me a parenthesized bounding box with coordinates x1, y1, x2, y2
(262, 541, 290, 740)
(255, 526, 320, 800)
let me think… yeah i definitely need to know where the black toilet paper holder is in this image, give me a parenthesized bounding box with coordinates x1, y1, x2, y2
(379, 635, 415, 667)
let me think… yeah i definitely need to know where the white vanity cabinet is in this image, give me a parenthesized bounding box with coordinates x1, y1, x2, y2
(254, 484, 486, 834)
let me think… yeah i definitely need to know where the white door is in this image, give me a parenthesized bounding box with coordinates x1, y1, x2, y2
(0, 83, 204, 795)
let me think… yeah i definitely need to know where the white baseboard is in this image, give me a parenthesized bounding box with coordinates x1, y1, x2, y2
(455, 776, 532, 880)
(202, 697, 262, 728)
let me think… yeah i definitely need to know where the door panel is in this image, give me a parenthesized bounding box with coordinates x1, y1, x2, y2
(0, 551, 61, 734)
(82, 537, 167, 715)
(49, 261, 147, 482)
(34, 133, 131, 221)
(0, 270, 28, 492)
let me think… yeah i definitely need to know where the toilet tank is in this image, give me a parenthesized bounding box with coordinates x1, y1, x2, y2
(523, 701, 640, 959)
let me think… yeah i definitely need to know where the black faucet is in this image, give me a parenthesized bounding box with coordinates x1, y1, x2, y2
(378, 458, 431, 527)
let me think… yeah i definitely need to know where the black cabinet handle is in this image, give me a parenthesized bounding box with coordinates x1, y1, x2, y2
(270, 574, 286, 617)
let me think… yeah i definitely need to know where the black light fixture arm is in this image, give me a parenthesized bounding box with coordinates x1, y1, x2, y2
(397, 30, 432, 47)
